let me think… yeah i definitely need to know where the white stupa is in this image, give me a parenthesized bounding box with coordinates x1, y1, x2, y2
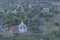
(18, 21, 27, 33)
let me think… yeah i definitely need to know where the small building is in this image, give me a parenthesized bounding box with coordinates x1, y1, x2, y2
(28, 4, 38, 9)
(52, 2, 60, 10)
(52, 2, 60, 6)
(3, 27, 8, 32)
(9, 26, 17, 33)
(18, 21, 27, 33)
(11, 10, 17, 14)
(29, 4, 32, 9)
(41, 7, 50, 13)
(0, 26, 3, 32)
(0, 7, 5, 13)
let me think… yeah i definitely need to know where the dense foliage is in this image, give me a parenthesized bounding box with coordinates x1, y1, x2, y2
(0, 0, 60, 40)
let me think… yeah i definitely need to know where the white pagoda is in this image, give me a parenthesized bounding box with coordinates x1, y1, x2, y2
(18, 21, 27, 33)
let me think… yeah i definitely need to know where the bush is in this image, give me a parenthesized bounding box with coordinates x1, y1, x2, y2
(54, 22, 59, 26)
(52, 30, 60, 37)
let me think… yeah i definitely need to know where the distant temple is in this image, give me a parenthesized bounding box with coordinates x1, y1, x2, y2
(18, 21, 27, 33)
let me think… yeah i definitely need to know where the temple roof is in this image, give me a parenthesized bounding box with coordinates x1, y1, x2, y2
(18, 21, 27, 28)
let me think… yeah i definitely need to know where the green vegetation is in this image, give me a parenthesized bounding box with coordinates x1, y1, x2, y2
(0, 0, 60, 40)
